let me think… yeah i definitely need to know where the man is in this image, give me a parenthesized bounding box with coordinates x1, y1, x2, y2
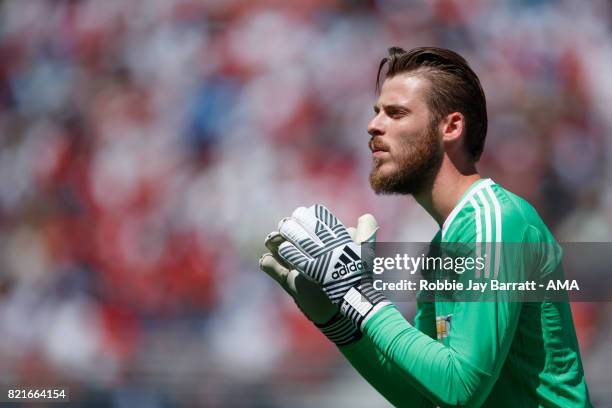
(259, 47, 591, 407)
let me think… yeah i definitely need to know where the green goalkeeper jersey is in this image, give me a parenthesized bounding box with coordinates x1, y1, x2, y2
(340, 178, 591, 407)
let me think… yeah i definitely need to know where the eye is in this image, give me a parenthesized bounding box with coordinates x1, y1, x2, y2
(386, 109, 404, 119)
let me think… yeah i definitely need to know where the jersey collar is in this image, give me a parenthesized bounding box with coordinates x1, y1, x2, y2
(441, 178, 494, 238)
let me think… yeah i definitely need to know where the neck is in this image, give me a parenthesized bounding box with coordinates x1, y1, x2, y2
(414, 157, 480, 227)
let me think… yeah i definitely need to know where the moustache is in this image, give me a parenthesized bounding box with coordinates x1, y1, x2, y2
(369, 138, 390, 153)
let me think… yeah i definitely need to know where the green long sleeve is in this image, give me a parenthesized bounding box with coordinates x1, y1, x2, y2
(340, 335, 434, 408)
(338, 300, 437, 407)
(362, 301, 521, 407)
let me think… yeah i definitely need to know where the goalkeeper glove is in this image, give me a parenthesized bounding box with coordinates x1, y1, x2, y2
(277, 204, 390, 329)
(259, 214, 378, 346)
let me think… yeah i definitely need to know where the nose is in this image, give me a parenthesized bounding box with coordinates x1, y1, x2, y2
(368, 114, 384, 138)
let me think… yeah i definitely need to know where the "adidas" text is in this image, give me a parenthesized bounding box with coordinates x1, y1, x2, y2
(332, 260, 368, 279)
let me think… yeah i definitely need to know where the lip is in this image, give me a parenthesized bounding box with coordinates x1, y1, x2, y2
(372, 150, 388, 158)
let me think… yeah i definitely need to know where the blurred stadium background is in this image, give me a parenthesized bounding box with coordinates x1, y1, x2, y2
(0, 0, 611, 406)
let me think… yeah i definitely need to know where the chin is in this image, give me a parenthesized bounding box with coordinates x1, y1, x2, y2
(371, 167, 394, 182)
(369, 160, 430, 196)
(372, 158, 396, 174)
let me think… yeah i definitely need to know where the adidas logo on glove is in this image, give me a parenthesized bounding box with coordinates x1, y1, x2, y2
(332, 246, 368, 279)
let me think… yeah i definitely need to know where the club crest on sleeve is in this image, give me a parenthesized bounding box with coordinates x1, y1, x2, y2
(436, 314, 452, 341)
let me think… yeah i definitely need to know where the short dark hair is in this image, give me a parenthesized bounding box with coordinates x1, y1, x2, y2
(377, 46, 488, 161)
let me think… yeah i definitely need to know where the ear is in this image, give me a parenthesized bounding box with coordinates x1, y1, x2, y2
(439, 112, 465, 143)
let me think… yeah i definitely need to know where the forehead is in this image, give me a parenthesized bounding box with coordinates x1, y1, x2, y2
(377, 73, 430, 108)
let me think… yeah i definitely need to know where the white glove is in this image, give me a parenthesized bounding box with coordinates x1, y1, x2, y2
(259, 213, 379, 345)
(277, 204, 389, 329)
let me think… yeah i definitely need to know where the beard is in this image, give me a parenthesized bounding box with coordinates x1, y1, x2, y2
(369, 123, 443, 195)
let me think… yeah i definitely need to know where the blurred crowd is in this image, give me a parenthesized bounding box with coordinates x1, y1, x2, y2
(1, 0, 612, 406)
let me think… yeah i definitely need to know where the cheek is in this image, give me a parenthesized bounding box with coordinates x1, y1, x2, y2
(387, 126, 418, 152)
(387, 138, 410, 160)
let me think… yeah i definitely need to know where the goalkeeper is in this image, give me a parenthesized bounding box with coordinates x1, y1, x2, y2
(259, 47, 591, 407)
